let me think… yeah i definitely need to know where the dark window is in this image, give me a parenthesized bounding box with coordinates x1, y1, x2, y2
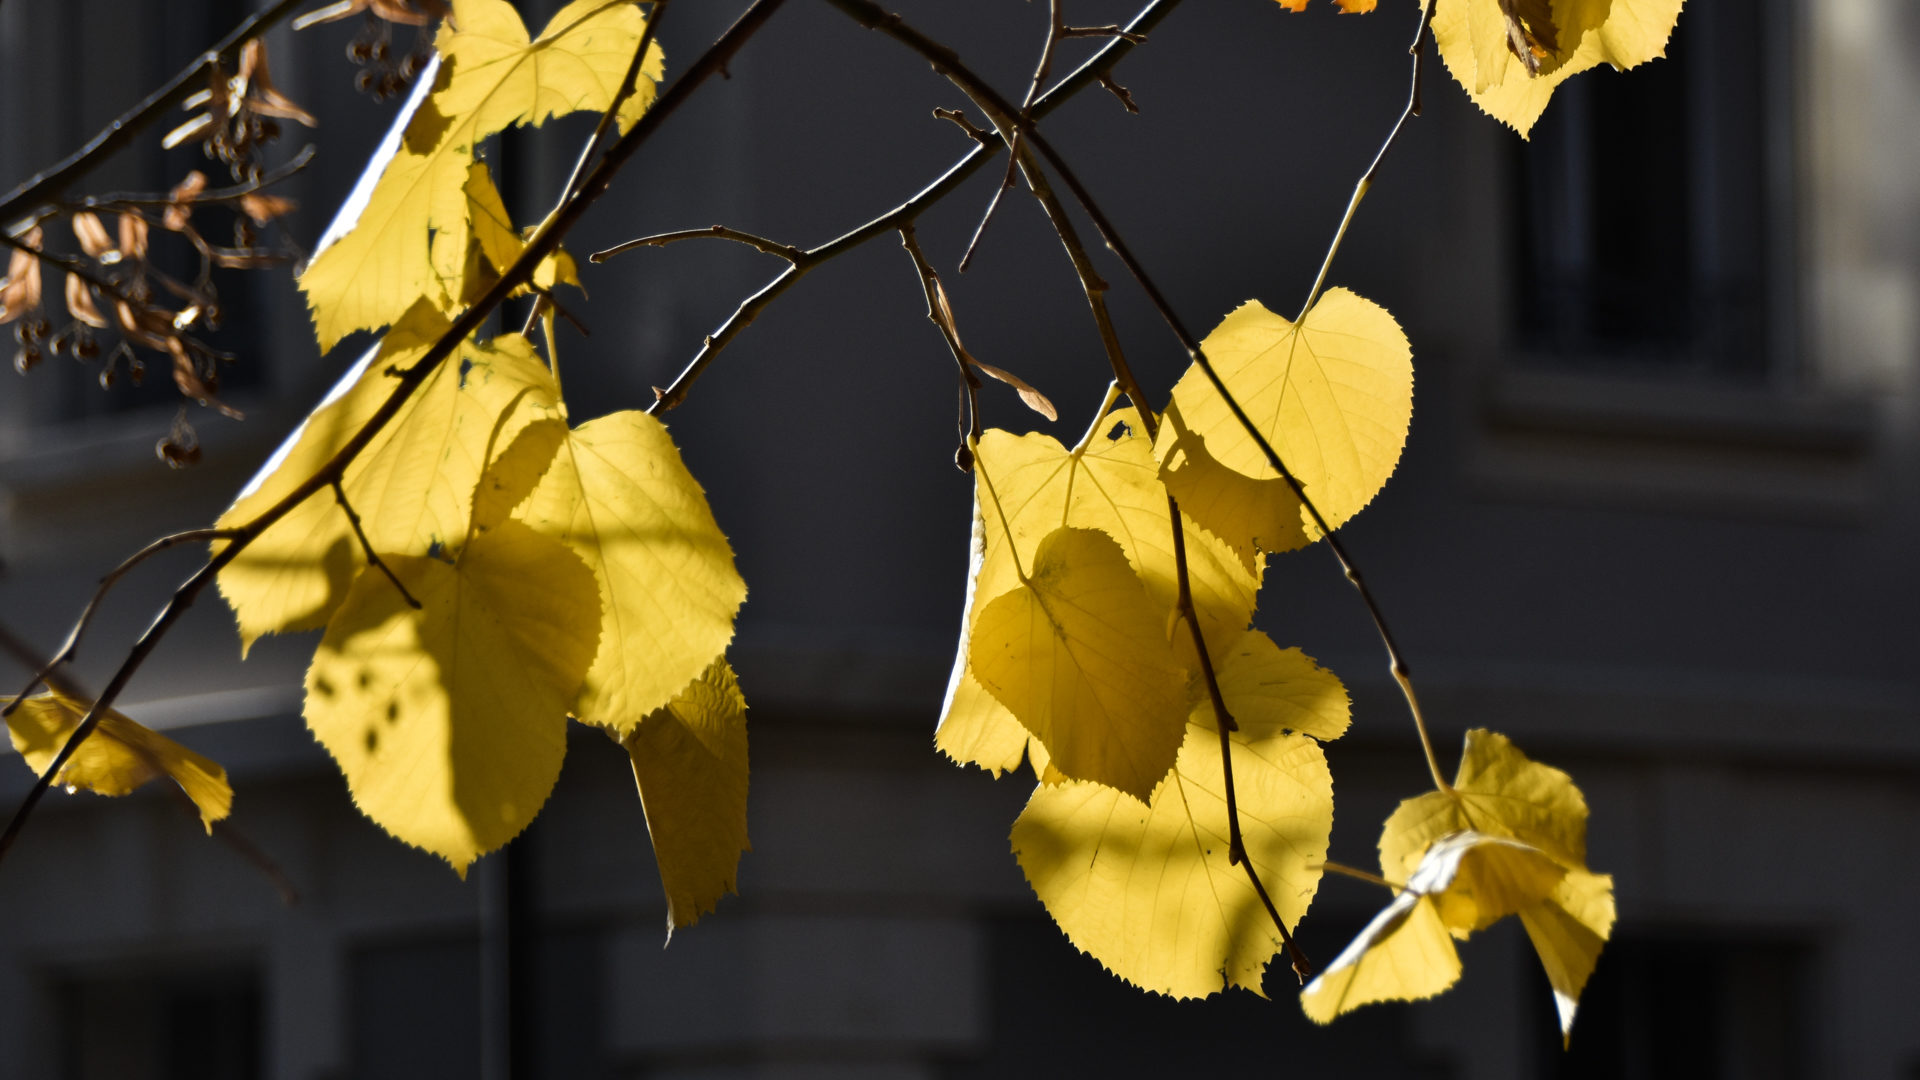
(55, 963, 262, 1080)
(1513, 5, 1782, 379)
(1535, 931, 1813, 1079)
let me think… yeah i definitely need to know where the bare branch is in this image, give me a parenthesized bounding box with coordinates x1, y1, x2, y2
(591, 225, 808, 266)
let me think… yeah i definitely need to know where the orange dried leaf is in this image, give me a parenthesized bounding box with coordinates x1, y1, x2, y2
(71, 212, 116, 260)
(64, 274, 109, 329)
(118, 213, 150, 261)
(164, 172, 209, 231)
(0, 227, 43, 324)
(238, 191, 298, 223)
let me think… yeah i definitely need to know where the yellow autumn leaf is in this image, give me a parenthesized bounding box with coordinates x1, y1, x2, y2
(1378, 727, 1590, 879)
(300, 0, 663, 349)
(1302, 830, 1608, 1042)
(1520, 868, 1616, 1042)
(1433, 0, 1684, 136)
(216, 304, 560, 654)
(1301, 831, 1558, 1022)
(305, 518, 600, 873)
(519, 410, 747, 733)
(936, 410, 1260, 778)
(1156, 290, 1412, 561)
(5, 690, 232, 830)
(969, 526, 1188, 801)
(1011, 645, 1342, 997)
(622, 658, 749, 935)
(1372, 729, 1616, 1040)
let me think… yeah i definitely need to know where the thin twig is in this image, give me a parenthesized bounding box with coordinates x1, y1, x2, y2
(824, 0, 1309, 974)
(2, 529, 239, 714)
(898, 224, 980, 453)
(591, 225, 808, 265)
(1010, 6, 1451, 792)
(957, 0, 1063, 273)
(553, 0, 672, 210)
(1295, 0, 1434, 321)
(645, 0, 1180, 414)
(0, 0, 792, 867)
(332, 481, 421, 609)
(1171, 497, 1312, 981)
(38, 146, 318, 224)
(0, 0, 309, 222)
(0, 622, 300, 906)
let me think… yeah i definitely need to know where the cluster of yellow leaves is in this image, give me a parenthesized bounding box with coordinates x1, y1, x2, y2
(1301, 729, 1615, 1042)
(942, 287, 1412, 997)
(299, 0, 662, 350)
(210, 0, 748, 931)
(4, 691, 232, 831)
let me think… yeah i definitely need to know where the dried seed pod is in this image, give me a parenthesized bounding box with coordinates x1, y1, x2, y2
(72, 334, 100, 360)
(98, 367, 118, 389)
(13, 346, 40, 374)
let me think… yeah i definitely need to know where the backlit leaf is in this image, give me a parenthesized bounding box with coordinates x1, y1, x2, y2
(1156, 290, 1412, 561)
(305, 519, 600, 873)
(1378, 728, 1590, 879)
(1302, 830, 1603, 1039)
(969, 526, 1188, 800)
(1371, 730, 1617, 1039)
(936, 411, 1260, 777)
(519, 410, 747, 733)
(1433, 0, 1684, 136)
(1012, 664, 1338, 997)
(216, 304, 560, 654)
(622, 658, 749, 935)
(5, 690, 231, 830)
(300, 0, 663, 348)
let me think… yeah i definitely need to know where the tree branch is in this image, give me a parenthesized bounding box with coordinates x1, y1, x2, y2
(0, 0, 794, 866)
(645, 0, 1180, 414)
(0, 0, 310, 222)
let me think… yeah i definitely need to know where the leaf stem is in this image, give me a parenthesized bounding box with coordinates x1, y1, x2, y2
(1317, 860, 1400, 891)
(1295, 0, 1434, 323)
(898, 223, 980, 452)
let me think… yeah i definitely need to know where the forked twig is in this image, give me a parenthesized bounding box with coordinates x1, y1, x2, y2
(332, 481, 421, 609)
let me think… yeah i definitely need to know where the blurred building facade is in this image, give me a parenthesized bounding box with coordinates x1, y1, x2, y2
(0, 0, 1916, 1077)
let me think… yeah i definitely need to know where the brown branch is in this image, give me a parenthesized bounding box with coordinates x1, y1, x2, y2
(47, 146, 318, 221)
(957, 0, 1063, 273)
(0, 0, 310, 221)
(0, 622, 300, 906)
(332, 481, 421, 609)
(898, 223, 980, 455)
(2, 529, 239, 714)
(645, 0, 1180, 415)
(554, 0, 671, 209)
(591, 225, 809, 266)
(0, 0, 793, 867)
